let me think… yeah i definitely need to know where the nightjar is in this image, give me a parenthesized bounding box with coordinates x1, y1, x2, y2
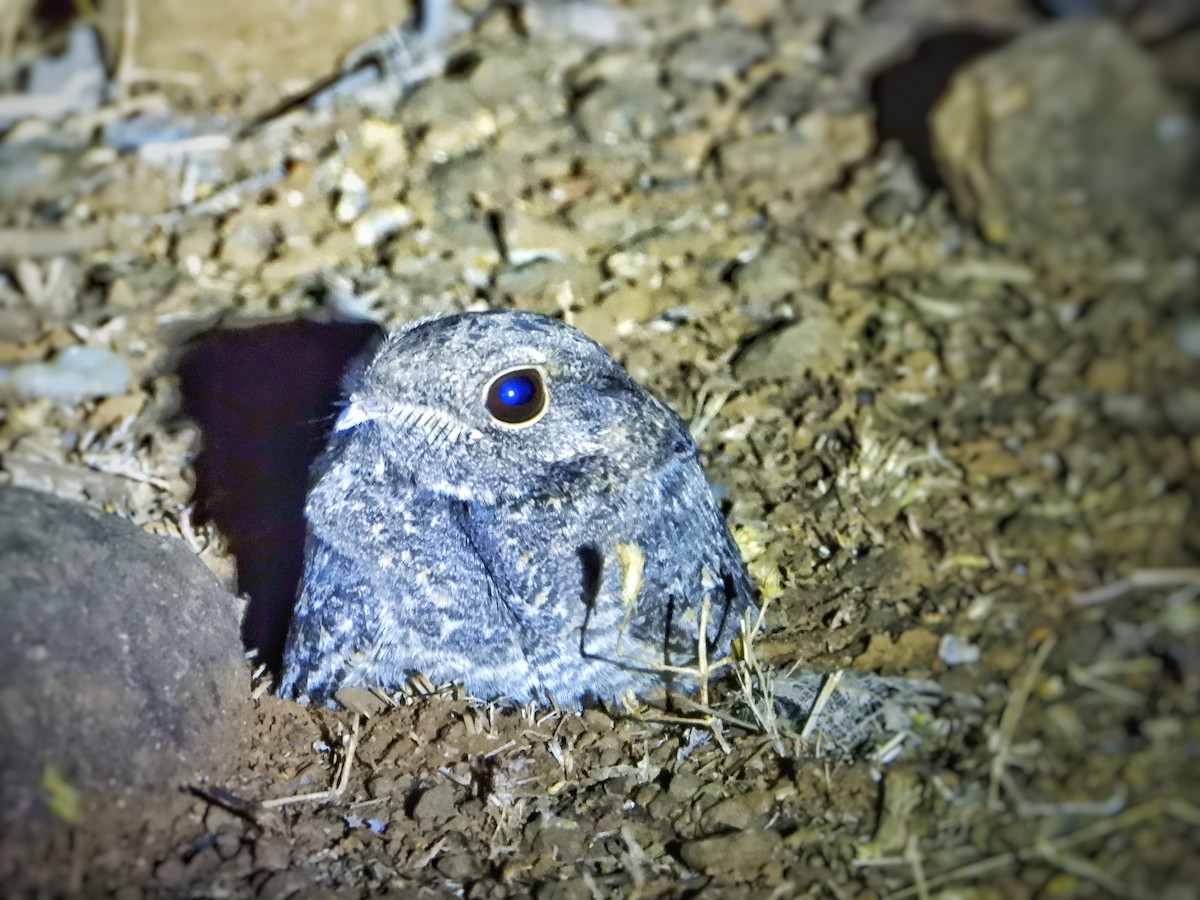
(278, 310, 756, 706)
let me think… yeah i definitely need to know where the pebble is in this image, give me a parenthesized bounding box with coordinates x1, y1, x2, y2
(1176, 319, 1200, 360)
(252, 836, 291, 873)
(679, 829, 783, 880)
(403, 82, 497, 162)
(576, 78, 673, 143)
(667, 29, 771, 83)
(733, 317, 848, 381)
(3, 345, 132, 402)
(718, 111, 874, 200)
(503, 210, 592, 260)
(705, 790, 773, 831)
(938, 634, 982, 667)
(666, 770, 703, 801)
(411, 783, 458, 826)
(255, 870, 308, 900)
(353, 204, 413, 248)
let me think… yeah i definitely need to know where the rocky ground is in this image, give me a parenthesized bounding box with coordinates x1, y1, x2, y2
(1, 0, 1198, 897)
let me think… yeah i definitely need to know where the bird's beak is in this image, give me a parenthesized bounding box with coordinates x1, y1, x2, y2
(334, 397, 382, 432)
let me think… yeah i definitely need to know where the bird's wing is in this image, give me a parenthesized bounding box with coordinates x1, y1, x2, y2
(279, 486, 538, 705)
(616, 453, 758, 665)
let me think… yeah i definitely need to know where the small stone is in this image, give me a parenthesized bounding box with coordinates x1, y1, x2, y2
(1165, 388, 1200, 432)
(6, 346, 132, 402)
(503, 211, 591, 261)
(667, 770, 703, 801)
(724, 0, 784, 27)
(733, 316, 848, 381)
(153, 857, 187, 888)
(852, 628, 941, 671)
(667, 29, 770, 83)
(411, 783, 458, 825)
(252, 836, 291, 872)
(523, 0, 632, 45)
(938, 634, 982, 667)
(435, 852, 477, 882)
(679, 829, 783, 880)
(603, 249, 659, 283)
(333, 687, 390, 717)
(705, 790, 773, 831)
(534, 879, 592, 900)
(576, 77, 673, 143)
(1084, 358, 1131, 392)
(214, 829, 242, 861)
(404, 82, 497, 162)
(949, 439, 1023, 481)
(256, 870, 308, 900)
(219, 210, 275, 273)
(528, 817, 584, 860)
(127, 0, 408, 103)
(1176, 318, 1200, 360)
(718, 112, 874, 201)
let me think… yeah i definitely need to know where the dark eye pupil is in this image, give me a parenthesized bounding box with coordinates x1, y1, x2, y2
(485, 368, 546, 425)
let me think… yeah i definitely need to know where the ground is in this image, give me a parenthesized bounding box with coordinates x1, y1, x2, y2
(1, 0, 1198, 897)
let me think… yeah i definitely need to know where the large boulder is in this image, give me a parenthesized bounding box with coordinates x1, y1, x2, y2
(932, 20, 1198, 244)
(0, 485, 249, 835)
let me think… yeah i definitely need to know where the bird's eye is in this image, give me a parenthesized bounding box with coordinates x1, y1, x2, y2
(484, 367, 547, 426)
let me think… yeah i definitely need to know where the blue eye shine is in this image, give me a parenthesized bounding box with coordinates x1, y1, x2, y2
(497, 375, 535, 406)
(485, 368, 546, 425)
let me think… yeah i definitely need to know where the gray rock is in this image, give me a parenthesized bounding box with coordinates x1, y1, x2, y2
(0, 486, 248, 831)
(717, 111, 874, 202)
(4, 345, 132, 402)
(667, 29, 770, 83)
(576, 77, 674, 143)
(733, 316, 848, 382)
(679, 828, 783, 879)
(931, 20, 1198, 244)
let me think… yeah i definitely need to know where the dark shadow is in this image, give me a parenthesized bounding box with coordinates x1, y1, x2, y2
(576, 544, 605, 662)
(31, 0, 78, 30)
(870, 30, 1009, 188)
(577, 542, 659, 679)
(176, 319, 382, 673)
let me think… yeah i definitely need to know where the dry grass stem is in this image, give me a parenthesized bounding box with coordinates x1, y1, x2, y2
(1070, 567, 1200, 606)
(989, 633, 1057, 810)
(261, 715, 362, 808)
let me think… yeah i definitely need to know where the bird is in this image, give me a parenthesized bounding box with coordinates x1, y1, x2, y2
(278, 309, 756, 707)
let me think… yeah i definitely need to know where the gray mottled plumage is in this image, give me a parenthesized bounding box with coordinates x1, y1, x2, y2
(278, 310, 756, 706)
